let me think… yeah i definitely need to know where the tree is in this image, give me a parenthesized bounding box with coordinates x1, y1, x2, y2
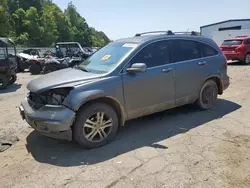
(1, 0, 110, 47)
(50, 4, 73, 42)
(65, 2, 92, 46)
(90, 27, 110, 47)
(0, 0, 11, 37)
(12, 8, 26, 36)
(40, 3, 59, 46)
(25, 7, 43, 46)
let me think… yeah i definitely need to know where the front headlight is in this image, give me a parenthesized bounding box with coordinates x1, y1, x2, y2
(41, 88, 73, 105)
(28, 88, 73, 107)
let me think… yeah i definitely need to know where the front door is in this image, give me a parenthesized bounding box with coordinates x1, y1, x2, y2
(122, 40, 175, 119)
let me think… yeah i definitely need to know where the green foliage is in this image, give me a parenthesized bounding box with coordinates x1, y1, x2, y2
(1, 0, 110, 47)
(0, 6, 10, 37)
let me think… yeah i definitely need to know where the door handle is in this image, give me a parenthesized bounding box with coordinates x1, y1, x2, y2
(198, 61, 207, 66)
(162, 68, 172, 73)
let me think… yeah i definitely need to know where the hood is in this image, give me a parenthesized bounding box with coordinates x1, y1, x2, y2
(27, 68, 102, 93)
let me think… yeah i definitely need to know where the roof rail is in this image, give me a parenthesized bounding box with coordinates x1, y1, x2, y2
(135, 31, 170, 37)
(135, 30, 198, 37)
(173, 31, 198, 36)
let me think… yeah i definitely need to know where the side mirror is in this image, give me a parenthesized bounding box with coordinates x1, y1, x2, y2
(127, 63, 147, 73)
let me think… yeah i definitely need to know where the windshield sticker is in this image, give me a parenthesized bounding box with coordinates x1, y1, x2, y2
(100, 54, 111, 61)
(122, 43, 138, 48)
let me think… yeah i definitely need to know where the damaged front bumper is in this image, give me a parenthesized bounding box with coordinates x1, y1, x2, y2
(19, 98, 76, 141)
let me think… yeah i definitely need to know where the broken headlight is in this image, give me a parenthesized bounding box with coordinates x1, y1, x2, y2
(37, 87, 73, 106)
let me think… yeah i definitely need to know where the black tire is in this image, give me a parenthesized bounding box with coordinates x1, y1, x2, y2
(43, 63, 58, 74)
(73, 102, 119, 149)
(29, 63, 41, 75)
(17, 67, 24, 73)
(9, 74, 17, 85)
(0, 75, 9, 90)
(244, 53, 250, 65)
(196, 80, 218, 110)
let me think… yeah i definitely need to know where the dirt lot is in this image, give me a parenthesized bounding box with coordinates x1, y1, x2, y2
(0, 64, 250, 188)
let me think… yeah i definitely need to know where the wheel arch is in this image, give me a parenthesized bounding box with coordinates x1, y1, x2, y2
(201, 76, 223, 95)
(70, 91, 126, 126)
(83, 97, 126, 126)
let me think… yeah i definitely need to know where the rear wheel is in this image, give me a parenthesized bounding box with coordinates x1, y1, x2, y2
(73, 102, 119, 149)
(197, 80, 218, 110)
(9, 74, 17, 85)
(43, 63, 58, 74)
(29, 63, 41, 75)
(244, 53, 250, 65)
(0, 75, 9, 90)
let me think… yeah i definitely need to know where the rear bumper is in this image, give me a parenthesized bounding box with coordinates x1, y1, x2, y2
(20, 98, 76, 141)
(223, 52, 244, 61)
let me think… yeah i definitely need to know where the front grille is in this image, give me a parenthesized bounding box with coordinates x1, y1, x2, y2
(28, 92, 45, 109)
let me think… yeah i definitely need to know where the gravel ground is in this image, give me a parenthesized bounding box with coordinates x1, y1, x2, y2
(0, 64, 250, 188)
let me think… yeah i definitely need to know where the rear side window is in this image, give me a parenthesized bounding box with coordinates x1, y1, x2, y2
(198, 42, 218, 57)
(221, 40, 242, 46)
(169, 40, 201, 62)
(130, 41, 170, 68)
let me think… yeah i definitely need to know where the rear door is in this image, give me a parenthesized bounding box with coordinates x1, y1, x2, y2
(122, 40, 175, 119)
(169, 39, 216, 106)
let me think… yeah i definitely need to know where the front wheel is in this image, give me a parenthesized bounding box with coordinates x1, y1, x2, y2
(73, 102, 119, 149)
(196, 80, 218, 110)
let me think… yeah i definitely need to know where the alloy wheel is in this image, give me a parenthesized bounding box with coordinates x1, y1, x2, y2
(83, 112, 113, 142)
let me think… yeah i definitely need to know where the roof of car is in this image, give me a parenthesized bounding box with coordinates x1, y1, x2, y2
(115, 34, 207, 44)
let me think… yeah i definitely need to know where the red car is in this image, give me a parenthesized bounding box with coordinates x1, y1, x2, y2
(220, 36, 250, 64)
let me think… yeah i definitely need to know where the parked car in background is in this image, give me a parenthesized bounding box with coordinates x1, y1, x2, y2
(20, 31, 229, 148)
(220, 36, 250, 64)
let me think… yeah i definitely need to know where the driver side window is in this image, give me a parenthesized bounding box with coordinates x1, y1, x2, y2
(130, 41, 170, 68)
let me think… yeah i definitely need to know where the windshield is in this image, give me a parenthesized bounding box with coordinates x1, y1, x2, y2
(221, 40, 243, 46)
(77, 42, 138, 73)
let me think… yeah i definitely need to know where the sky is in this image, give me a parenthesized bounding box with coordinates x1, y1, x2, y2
(53, 0, 250, 40)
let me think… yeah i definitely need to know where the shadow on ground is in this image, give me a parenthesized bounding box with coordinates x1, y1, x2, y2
(227, 61, 249, 66)
(26, 99, 241, 167)
(0, 83, 22, 94)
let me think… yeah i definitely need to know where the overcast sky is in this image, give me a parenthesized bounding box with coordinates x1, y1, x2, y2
(54, 0, 250, 40)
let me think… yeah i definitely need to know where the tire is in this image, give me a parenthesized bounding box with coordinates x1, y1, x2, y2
(0, 75, 9, 90)
(244, 53, 250, 65)
(43, 63, 58, 74)
(73, 102, 119, 149)
(29, 63, 41, 75)
(9, 74, 17, 85)
(17, 67, 24, 73)
(196, 80, 218, 110)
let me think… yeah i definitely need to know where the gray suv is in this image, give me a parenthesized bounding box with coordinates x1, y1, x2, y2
(19, 31, 230, 148)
